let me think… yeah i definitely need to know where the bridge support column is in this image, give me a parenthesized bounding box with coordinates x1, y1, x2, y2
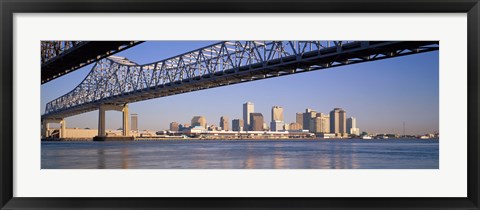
(98, 104, 129, 138)
(60, 119, 66, 138)
(98, 105, 106, 137)
(41, 120, 49, 138)
(41, 118, 64, 138)
(122, 104, 129, 136)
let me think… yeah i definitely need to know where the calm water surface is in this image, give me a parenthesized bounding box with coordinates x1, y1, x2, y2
(41, 139, 439, 169)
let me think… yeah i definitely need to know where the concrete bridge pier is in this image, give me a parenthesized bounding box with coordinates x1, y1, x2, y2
(97, 104, 130, 138)
(41, 118, 66, 138)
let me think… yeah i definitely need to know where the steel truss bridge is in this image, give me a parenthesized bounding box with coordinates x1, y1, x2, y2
(41, 40, 438, 138)
(41, 41, 143, 84)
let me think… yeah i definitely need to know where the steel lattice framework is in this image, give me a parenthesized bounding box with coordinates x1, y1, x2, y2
(41, 41, 83, 64)
(41, 41, 144, 84)
(43, 41, 438, 119)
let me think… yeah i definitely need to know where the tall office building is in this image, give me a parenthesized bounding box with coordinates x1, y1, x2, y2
(330, 108, 346, 134)
(191, 116, 207, 128)
(131, 114, 138, 131)
(243, 102, 254, 131)
(170, 122, 179, 131)
(303, 108, 316, 130)
(347, 117, 360, 136)
(250, 113, 264, 131)
(232, 119, 244, 131)
(220, 116, 229, 131)
(313, 113, 330, 133)
(271, 106, 285, 131)
(271, 106, 284, 122)
(296, 113, 303, 127)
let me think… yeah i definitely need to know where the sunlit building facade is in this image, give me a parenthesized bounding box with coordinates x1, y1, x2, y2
(296, 112, 303, 127)
(169, 122, 179, 131)
(303, 108, 316, 131)
(131, 114, 138, 131)
(243, 102, 254, 131)
(289, 122, 303, 130)
(330, 108, 346, 135)
(220, 116, 229, 131)
(250, 113, 264, 131)
(313, 113, 330, 133)
(191, 116, 207, 128)
(347, 117, 360, 136)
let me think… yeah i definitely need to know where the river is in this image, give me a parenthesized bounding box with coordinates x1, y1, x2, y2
(41, 139, 439, 169)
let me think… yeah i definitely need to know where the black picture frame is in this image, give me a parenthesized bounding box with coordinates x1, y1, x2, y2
(1, 0, 479, 209)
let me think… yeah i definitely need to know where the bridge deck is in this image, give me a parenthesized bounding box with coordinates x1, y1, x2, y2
(42, 41, 438, 120)
(41, 41, 144, 84)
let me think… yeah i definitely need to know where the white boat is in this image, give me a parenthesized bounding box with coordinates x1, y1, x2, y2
(361, 136, 372, 139)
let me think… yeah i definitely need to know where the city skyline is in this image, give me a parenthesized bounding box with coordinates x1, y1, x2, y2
(173, 104, 361, 136)
(41, 41, 439, 135)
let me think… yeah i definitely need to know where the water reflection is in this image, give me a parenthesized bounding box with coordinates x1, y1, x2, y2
(243, 144, 256, 169)
(273, 143, 285, 169)
(97, 147, 106, 169)
(322, 142, 360, 169)
(122, 148, 130, 169)
(41, 140, 439, 169)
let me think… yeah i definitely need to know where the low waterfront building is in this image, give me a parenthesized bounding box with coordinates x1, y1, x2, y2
(289, 122, 302, 130)
(178, 129, 313, 139)
(179, 123, 191, 131)
(317, 133, 336, 139)
(270, 120, 285, 131)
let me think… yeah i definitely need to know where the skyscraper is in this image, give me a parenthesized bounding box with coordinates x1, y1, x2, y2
(313, 113, 330, 133)
(131, 114, 138, 131)
(220, 116, 229, 131)
(271, 106, 284, 122)
(191, 116, 207, 128)
(303, 108, 316, 130)
(169, 122, 179, 131)
(271, 106, 285, 131)
(243, 102, 254, 131)
(296, 113, 303, 127)
(232, 119, 244, 131)
(250, 113, 264, 131)
(330, 108, 346, 134)
(347, 117, 360, 135)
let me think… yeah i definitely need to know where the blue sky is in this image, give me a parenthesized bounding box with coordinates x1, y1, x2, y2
(41, 41, 439, 135)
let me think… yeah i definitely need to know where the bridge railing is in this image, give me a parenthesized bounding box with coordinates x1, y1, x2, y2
(43, 41, 360, 115)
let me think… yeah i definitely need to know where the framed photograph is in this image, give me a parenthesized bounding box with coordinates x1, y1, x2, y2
(1, 0, 479, 209)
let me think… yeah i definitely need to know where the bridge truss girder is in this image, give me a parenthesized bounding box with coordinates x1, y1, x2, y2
(41, 41, 144, 84)
(42, 40, 438, 119)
